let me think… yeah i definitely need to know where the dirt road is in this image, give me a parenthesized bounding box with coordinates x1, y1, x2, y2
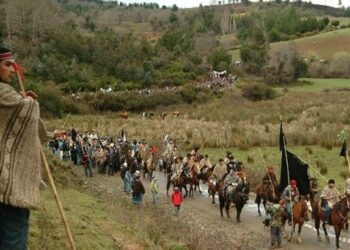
(75, 166, 350, 250)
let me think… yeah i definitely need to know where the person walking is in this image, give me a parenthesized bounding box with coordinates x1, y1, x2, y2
(171, 187, 183, 215)
(266, 200, 284, 249)
(150, 177, 159, 206)
(132, 173, 145, 205)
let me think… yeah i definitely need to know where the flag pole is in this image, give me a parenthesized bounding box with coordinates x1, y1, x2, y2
(258, 147, 275, 198)
(280, 119, 294, 227)
(15, 67, 76, 250)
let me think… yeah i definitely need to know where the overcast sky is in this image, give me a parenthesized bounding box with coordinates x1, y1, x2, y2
(118, 0, 350, 8)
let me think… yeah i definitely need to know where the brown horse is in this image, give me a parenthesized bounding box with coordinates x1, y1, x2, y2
(281, 196, 308, 243)
(166, 172, 189, 198)
(255, 183, 280, 216)
(208, 174, 220, 204)
(314, 193, 350, 249)
(189, 162, 201, 197)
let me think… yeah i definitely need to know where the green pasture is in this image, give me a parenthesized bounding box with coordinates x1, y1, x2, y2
(275, 78, 350, 92)
(202, 145, 350, 190)
(273, 28, 350, 59)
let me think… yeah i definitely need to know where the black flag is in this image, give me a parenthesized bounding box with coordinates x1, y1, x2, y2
(340, 140, 348, 157)
(279, 121, 287, 151)
(279, 150, 309, 196)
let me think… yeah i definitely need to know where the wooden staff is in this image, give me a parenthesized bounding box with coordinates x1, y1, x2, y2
(304, 151, 342, 196)
(15, 67, 76, 250)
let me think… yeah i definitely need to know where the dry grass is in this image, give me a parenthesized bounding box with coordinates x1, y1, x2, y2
(47, 88, 350, 151)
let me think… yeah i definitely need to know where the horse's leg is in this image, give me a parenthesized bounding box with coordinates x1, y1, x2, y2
(183, 185, 188, 198)
(166, 180, 171, 196)
(315, 217, 321, 241)
(255, 195, 262, 216)
(219, 196, 224, 217)
(334, 225, 342, 249)
(322, 221, 330, 243)
(236, 205, 242, 223)
(197, 181, 202, 194)
(212, 191, 216, 204)
(226, 199, 231, 219)
(288, 222, 295, 242)
(297, 222, 303, 243)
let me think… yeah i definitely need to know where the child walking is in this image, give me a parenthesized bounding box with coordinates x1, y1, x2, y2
(171, 187, 183, 215)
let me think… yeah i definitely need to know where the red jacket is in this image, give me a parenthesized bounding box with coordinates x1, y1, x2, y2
(171, 191, 183, 206)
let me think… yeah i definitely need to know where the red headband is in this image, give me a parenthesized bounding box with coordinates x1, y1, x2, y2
(0, 52, 14, 61)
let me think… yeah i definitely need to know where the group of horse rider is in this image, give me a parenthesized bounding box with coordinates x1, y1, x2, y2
(258, 164, 349, 227)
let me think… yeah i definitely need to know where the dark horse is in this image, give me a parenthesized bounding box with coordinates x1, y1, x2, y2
(314, 193, 350, 249)
(255, 182, 280, 216)
(166, 171, 189, 198)
(219, 177, 250, 223)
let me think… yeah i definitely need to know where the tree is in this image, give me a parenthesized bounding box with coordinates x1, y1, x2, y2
(169, 12, 178, 24)
(207, 47, 232, 71)
(171, 4, 179, 11)
(331, 20, 340, 29)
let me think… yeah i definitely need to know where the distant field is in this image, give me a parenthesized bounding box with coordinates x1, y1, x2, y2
(202, 145, 349, 190)
(272, 28, 350, 60)
(276, 78, 350, 92)
(230, 28, 350, 61)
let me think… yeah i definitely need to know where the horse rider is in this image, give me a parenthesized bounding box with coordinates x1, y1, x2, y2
(171, 157, 183, 181)
(224, 170, 242, 199)
(282, 179, 300, 224)
(212, 159, 227, 184)
(190, 146, 200, 160)
(199, 154, 212, 172)
(320, 179, 338, 224)
(262, 166, 278, 192)
(346, 178, 350, 195)
(224, 151, 233, 164)
(226, 154, 237, 173)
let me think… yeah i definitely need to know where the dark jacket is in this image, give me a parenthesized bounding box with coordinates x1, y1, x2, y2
(132, 179, 145, 196)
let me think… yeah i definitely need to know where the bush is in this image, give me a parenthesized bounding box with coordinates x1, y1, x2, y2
(320, 165, 328, 175)
(242, 83, 277, 101)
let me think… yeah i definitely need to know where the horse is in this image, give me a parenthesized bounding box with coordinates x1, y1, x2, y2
(189, 162, 201, 197)
(120, 111, 128, 120)
(219, 177, 250, 223)
(255, 182, 280, 216)
(314, 193, 350, 249)
(208, 174, 220, 204)
(166, 171, 189, 198)
(143, 153, 156, 180)
(281, 196, 308, 243)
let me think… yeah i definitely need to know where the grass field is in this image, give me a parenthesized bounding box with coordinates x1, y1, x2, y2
(275, 78, 350, 92)
(230, 28, 350, 61)
(272, 28, 350, 60)
(202, 145, 350, 190)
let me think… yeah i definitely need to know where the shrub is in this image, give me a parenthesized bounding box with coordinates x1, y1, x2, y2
(242, 83, 277, 101)
(320, 165, 328, 175)
(340, 169, 350, 179)
(247, 155, 254, 164)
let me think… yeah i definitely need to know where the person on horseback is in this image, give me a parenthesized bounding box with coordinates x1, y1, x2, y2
(263, 166, 278, 186)
(171, 157, 183, 181)
(213, 159, 228, 187)
(224, 170, 242, 200)
(282, 180, 300, 225)
(346, 178, 350, 195)
(199, 154, 212, 175)
(320, 179, 337, 224)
